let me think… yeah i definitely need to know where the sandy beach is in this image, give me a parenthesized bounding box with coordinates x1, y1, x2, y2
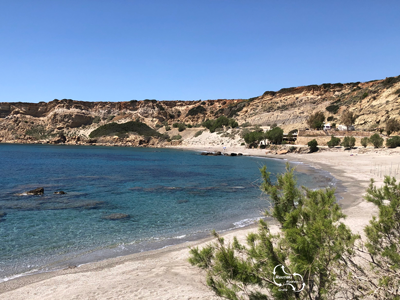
(1, 145, 399, 300)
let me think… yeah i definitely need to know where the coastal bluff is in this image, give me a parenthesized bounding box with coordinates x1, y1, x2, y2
(0, 75, 399, 147)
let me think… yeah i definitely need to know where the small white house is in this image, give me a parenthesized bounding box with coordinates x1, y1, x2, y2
(323, 123, 332, 130)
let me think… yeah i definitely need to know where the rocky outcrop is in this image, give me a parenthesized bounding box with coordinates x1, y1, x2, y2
(26, 187, 44, 195)
(54, 191, 66, 195)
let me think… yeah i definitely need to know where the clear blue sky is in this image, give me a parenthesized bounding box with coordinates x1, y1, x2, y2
(1, 0, 399, 103)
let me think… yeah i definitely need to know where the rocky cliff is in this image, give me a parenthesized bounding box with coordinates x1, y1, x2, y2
(1, 75, 399, 146)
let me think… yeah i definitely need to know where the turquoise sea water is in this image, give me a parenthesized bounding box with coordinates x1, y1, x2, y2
(0, 144, 335, 280)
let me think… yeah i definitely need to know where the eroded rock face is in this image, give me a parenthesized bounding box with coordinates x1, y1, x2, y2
(26, 187, 44, 195)
(101, 213, 130, 220)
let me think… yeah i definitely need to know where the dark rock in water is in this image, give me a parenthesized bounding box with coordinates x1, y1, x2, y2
(230, 153, 237, 156)
(237, 153, 243, 156)
(201, 151, 222, 156)
(177, 199, 189, 204)
(101, 213, 131, 220)
(0, 211, 7, 218)
(54, 191, 66, 195)
(210, 151, 221, 156)
(27, 187, 44, 195)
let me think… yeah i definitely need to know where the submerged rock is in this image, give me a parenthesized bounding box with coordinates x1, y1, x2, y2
(0, 200, 104, 211)
(177, 199, 189, 204)
(0, 211, 7, 218)
(101, 213, 131, 220)
(26, 187, 44, 195)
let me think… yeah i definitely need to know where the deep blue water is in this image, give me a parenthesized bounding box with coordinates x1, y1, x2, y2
(0, 144, 335, 280)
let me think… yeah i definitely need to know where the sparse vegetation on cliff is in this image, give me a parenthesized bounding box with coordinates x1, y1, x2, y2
(307, 111, 325, 129)
(202, 116, 238, 133)
(186, 105, 206, 116)
(89, 121, 162, 138)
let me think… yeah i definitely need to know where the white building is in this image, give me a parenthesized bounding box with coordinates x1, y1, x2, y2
(337, 124, 355, 131)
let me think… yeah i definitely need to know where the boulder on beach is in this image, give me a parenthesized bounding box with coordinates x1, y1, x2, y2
(101, 213, 131, 220)
(277, 150, 288, 155)
(54, 191, 66, 195)
(26, 187, 44, 195)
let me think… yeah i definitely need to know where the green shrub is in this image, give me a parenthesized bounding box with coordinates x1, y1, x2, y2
(327, 135, 341, 148)
(89, 121, 163, 138)
(92, 116, 101, 124)
(25, 125, 52, 140)
(361, 137, 369, 148)
(386, 119, 400, 136)
(107, 115, 115, 121)
(369, 133, 384, 148)
(386, 136, 400, 148)
(173, 123, 179, 128)
(326, 104, 340, 114)
(244, 130, 265, 147)
(307, 139, 318, 152)
(186, 105, 206, 116)
(171, 134, 182, 140)
(307, 112, 325, 129)
(178, 124, 186, 132)
(361, 92, 369, 99)
(165, 125, 171, 131)
(341, 136, 356, 148)
(194, 130, 203, 137)
(265, 127, 283, 144)
(202, 116, 238, 133)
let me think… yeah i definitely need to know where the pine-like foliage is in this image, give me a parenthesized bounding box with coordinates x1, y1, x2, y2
(189, 164, 358, 300)
(343, 177, 400, 299)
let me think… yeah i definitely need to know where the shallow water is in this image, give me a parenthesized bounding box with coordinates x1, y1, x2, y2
(0, 144, 335, 280)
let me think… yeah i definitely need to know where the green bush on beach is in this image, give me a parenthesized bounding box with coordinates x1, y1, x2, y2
(341, 136, 356, 149)
(361, 137, 369, 147)
(307, 139, 318, 152)
(386, 136, 400, 148)
(369, 133, 384, 148)
(327, 135, 340, 148)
